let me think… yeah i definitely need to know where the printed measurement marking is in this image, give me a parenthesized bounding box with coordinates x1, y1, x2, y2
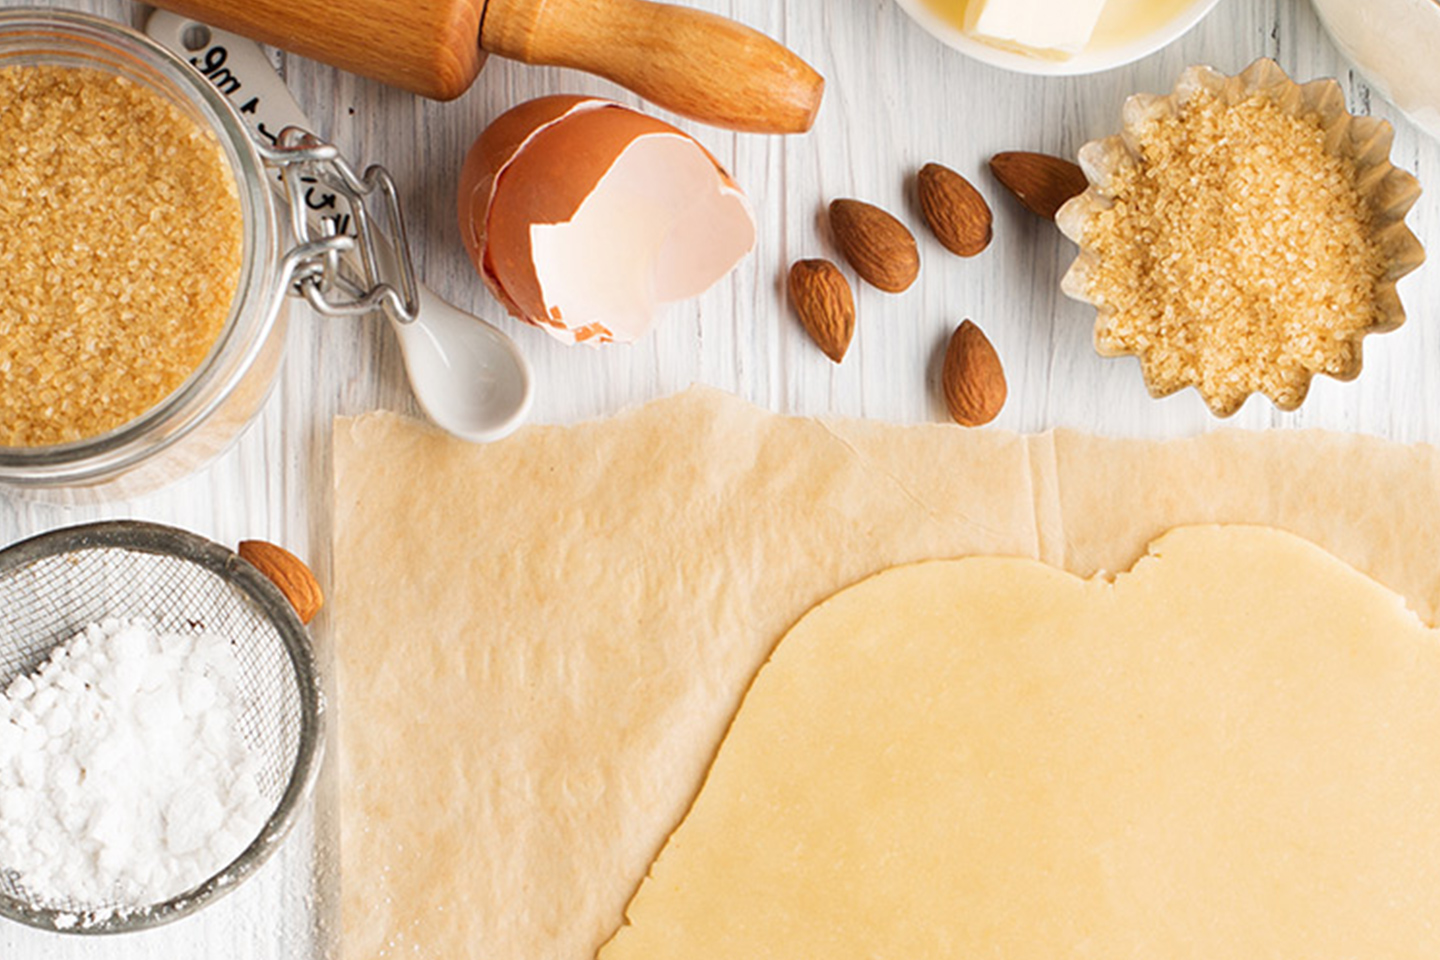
(189, 44, 242, 97)
(188, 42, 354, 238)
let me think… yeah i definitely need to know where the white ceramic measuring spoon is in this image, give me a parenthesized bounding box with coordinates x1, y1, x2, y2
(147, 10, 533, 443)
(392, 282, 531, 441)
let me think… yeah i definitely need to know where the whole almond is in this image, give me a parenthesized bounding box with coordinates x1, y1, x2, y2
(989, 152, 1088, 221)
(917, 163, 992, 257)
(829, 198, 920, 293)
(788, 259, 856, 362)
(239, 540, 325, 625)
(941, 320, 1007, 427)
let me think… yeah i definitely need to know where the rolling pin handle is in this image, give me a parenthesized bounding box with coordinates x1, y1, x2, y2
(480, 0, 825, 134)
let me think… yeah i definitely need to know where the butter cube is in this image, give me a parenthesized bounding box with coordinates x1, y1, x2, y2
(964, 0, 1109, 58)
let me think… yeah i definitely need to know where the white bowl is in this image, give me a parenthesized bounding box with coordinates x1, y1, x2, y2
(1310, 0, 1440, 142)
(894, 0, 1222, 76)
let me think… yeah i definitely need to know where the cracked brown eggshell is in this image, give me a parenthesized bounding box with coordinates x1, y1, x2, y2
(458, 96, 757, 345)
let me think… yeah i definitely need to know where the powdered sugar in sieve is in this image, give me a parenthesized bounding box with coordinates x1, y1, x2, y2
(0, 521, 323, 933)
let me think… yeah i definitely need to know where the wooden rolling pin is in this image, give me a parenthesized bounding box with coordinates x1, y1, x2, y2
(142, 0, 825, 133)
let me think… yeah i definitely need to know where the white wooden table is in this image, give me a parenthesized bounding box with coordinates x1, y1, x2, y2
(4, 0, 1438, 955)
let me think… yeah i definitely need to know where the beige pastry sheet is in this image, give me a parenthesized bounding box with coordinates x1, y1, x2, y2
(332, 387, 1440, 960)
(599, 527, 1440, 958)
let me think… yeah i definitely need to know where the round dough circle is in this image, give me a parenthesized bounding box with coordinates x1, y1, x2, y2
(602, 526, 1440, 958)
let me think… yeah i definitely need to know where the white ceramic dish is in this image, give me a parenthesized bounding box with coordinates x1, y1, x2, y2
(894, 0, 1222, 76)
(1310, 0, 1440, 143)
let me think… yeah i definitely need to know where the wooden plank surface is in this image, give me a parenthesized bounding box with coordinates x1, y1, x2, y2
(3, 0, 1439, 955)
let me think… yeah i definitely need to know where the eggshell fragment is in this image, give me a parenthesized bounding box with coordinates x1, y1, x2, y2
(458, 97, 757, 345)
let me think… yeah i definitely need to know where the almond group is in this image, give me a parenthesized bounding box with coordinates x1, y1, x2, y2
(941, 320, 1007, 426)
(917, 163, 992, 257)
(829, 198, 920, 293)
(788, 259, 856, 362)
(989, 151, 1089, 221)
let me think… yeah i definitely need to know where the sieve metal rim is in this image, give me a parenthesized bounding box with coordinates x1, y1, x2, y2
(0, 520, 326, 935)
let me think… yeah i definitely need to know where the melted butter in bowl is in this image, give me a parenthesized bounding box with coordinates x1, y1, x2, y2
(896, 0, 1221, 75)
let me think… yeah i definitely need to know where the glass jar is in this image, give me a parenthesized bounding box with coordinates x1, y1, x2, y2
(1310, 0, 1440, 143)
(0, 10, 287, 501)
(0, 10, 418, 502)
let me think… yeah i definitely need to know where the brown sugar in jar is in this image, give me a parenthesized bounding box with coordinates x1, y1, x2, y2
(0, 63, 244, 447)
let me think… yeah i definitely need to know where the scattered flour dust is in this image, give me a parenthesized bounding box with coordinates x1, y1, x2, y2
(0, 618, 270, 914)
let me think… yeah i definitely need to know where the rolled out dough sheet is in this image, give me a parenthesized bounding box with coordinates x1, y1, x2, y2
(332, 388, 1440, 960)
(599, 525, 1440, 957)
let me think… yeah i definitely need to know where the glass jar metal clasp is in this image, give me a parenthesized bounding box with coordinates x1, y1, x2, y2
(260, 127, 420, 326)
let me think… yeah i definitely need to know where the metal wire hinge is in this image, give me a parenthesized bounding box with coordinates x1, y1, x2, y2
(260, 127, 420, 326)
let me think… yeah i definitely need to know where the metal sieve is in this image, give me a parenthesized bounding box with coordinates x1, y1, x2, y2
(0, 521, 324, 934)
